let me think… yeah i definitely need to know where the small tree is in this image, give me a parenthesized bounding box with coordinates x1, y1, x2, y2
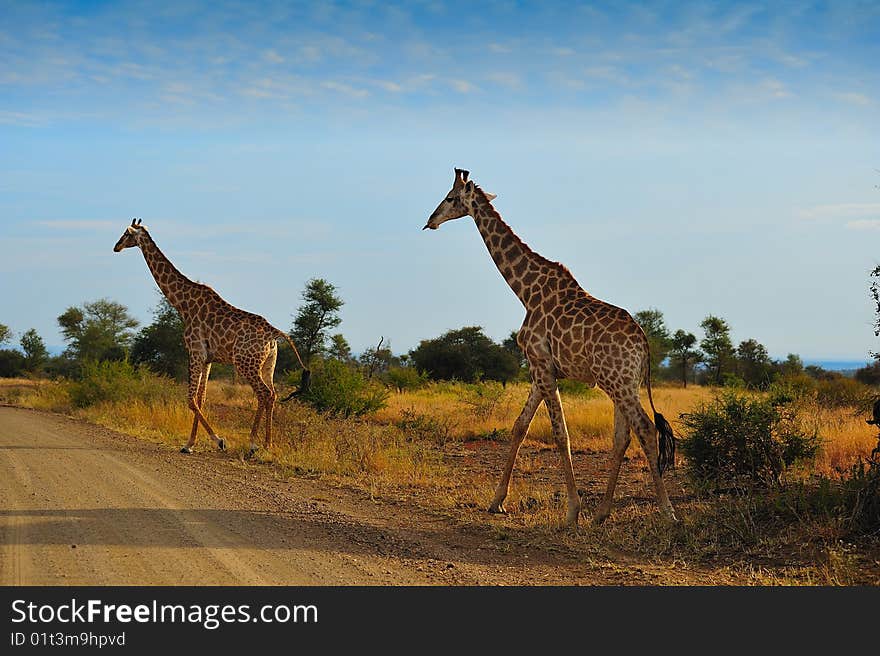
(777, 353, 804, 377)
(131, 297, 188, 380)
(634, 308, 671, 379)
(501, 330, 527, 369)
(700, 315, 735, 385)
(290, 278, 343, 365)
(668, 329, 702, 387)
(328, 333, 353, 363)
(855, 361, 880, 386)
(0, 324, 11, 346)
(58, 298, 139, 363)
(410, 326, 520, 384)
(359, 336, 396, 379)
(0, 350, 26, 377)
(736, 338, 773, 389)
(20, 328, 48, 373)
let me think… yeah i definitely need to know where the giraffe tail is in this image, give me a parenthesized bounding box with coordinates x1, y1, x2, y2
(279, 369, 311, 403)
(646, 355, 676, 475)
(274, 329, 311, 401)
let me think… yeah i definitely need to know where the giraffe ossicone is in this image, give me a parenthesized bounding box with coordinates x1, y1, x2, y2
(113, 219, 309, 455)
(425, 168, 677, 526)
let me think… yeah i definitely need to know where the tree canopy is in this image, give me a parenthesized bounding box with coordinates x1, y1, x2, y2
(289, 278, 343, 366)
(131, 297, 188, 380)
(410, 326, 520, 383)
(57, 299, 139, 363)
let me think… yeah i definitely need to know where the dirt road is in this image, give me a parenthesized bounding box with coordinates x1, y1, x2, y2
(1, 406, 724, 585)
(0, 406, 585, 585)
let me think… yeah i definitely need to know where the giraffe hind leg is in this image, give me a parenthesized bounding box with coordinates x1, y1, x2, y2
(593, 403, 631, 524)
(623, 396, 677, 521)
(240, 362, 273, 458)
(260, 344, 278, 449)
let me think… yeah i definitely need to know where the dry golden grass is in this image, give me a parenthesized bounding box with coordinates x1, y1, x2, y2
(7, 377, 876, 485)
(4, 374, 879, 584)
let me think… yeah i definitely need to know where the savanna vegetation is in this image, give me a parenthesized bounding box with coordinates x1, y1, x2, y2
(2, 276, 880, 584)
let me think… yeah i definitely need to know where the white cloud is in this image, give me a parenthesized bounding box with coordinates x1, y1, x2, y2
(374, 79, 402, 93)
(321, 80, 369, 98)
(798, 203, 880, 221)
(759, 77, 790, 99)
(38, 220, 116, 230)
(450, 79, 478, 94)
(0, 110, 48, 127)
(846, 219, 880, 231)
(263, 49, 285, 64)
(834, 91, 873, 106)
(486, 72, 523, 91)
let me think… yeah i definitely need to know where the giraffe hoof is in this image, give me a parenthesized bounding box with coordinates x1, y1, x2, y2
(217, 438, 226, 451)
(180, 447, 192, 454)
(488, 503, 507, 515)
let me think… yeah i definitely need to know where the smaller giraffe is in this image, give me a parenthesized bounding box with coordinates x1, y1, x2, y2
(113, 219, 310, 455)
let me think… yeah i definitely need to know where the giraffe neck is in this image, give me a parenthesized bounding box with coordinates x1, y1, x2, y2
(468, 190, 575, 311)
(138, 232, 197, 314)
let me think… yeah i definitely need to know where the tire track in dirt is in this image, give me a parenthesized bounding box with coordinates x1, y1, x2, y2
(0, 407, 443, 585)
(1, 405, 716, 585)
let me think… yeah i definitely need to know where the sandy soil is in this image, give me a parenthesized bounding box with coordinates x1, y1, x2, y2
(0, 405, 737, 585)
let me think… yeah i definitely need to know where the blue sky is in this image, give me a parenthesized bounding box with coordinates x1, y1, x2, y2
(1, 1, 878, 361)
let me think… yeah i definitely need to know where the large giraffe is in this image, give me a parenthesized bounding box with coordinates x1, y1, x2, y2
(113, 219, 309, 455)
(424, 169, 676, 526)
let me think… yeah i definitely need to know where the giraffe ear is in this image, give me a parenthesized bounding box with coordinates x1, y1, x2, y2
(484, 192, 497, 201)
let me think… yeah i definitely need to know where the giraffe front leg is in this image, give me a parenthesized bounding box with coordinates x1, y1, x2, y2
(247, 401, 265, 459)
(182, 360, 223, 454)
(489, 384, 542, 514)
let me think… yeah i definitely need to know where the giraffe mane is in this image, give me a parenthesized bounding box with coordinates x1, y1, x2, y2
(471, 184, 576, 280)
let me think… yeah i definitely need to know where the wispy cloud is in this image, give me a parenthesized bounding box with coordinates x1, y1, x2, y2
(0, 110, 48, 127)
(321, 80, 369, 98)
(846, 219, 880, 231)
(487, 43, 512, 54)
(834, 91, 873, 106)
(263, 49, 284, 64)
(485, 72, 523, 91)
(38, 220, 116, 230)
(798, 203, 880, 221)
(449, 79, 478, 94)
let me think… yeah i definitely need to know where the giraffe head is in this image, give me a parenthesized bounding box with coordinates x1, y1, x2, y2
(423, 168, 496, 230)
(113, 218, 147, 252)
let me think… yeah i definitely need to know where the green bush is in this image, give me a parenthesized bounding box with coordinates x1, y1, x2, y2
(69, 359, 177, 408)
(834, 456, 880, 535)
(768, 374, 871, 410)
(384, 366, 429, 392)
(297, 358, 389, 418)
(813, 377, 871, 409)
(557, 379, 603, 398)
(679, 391, 820, 489)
